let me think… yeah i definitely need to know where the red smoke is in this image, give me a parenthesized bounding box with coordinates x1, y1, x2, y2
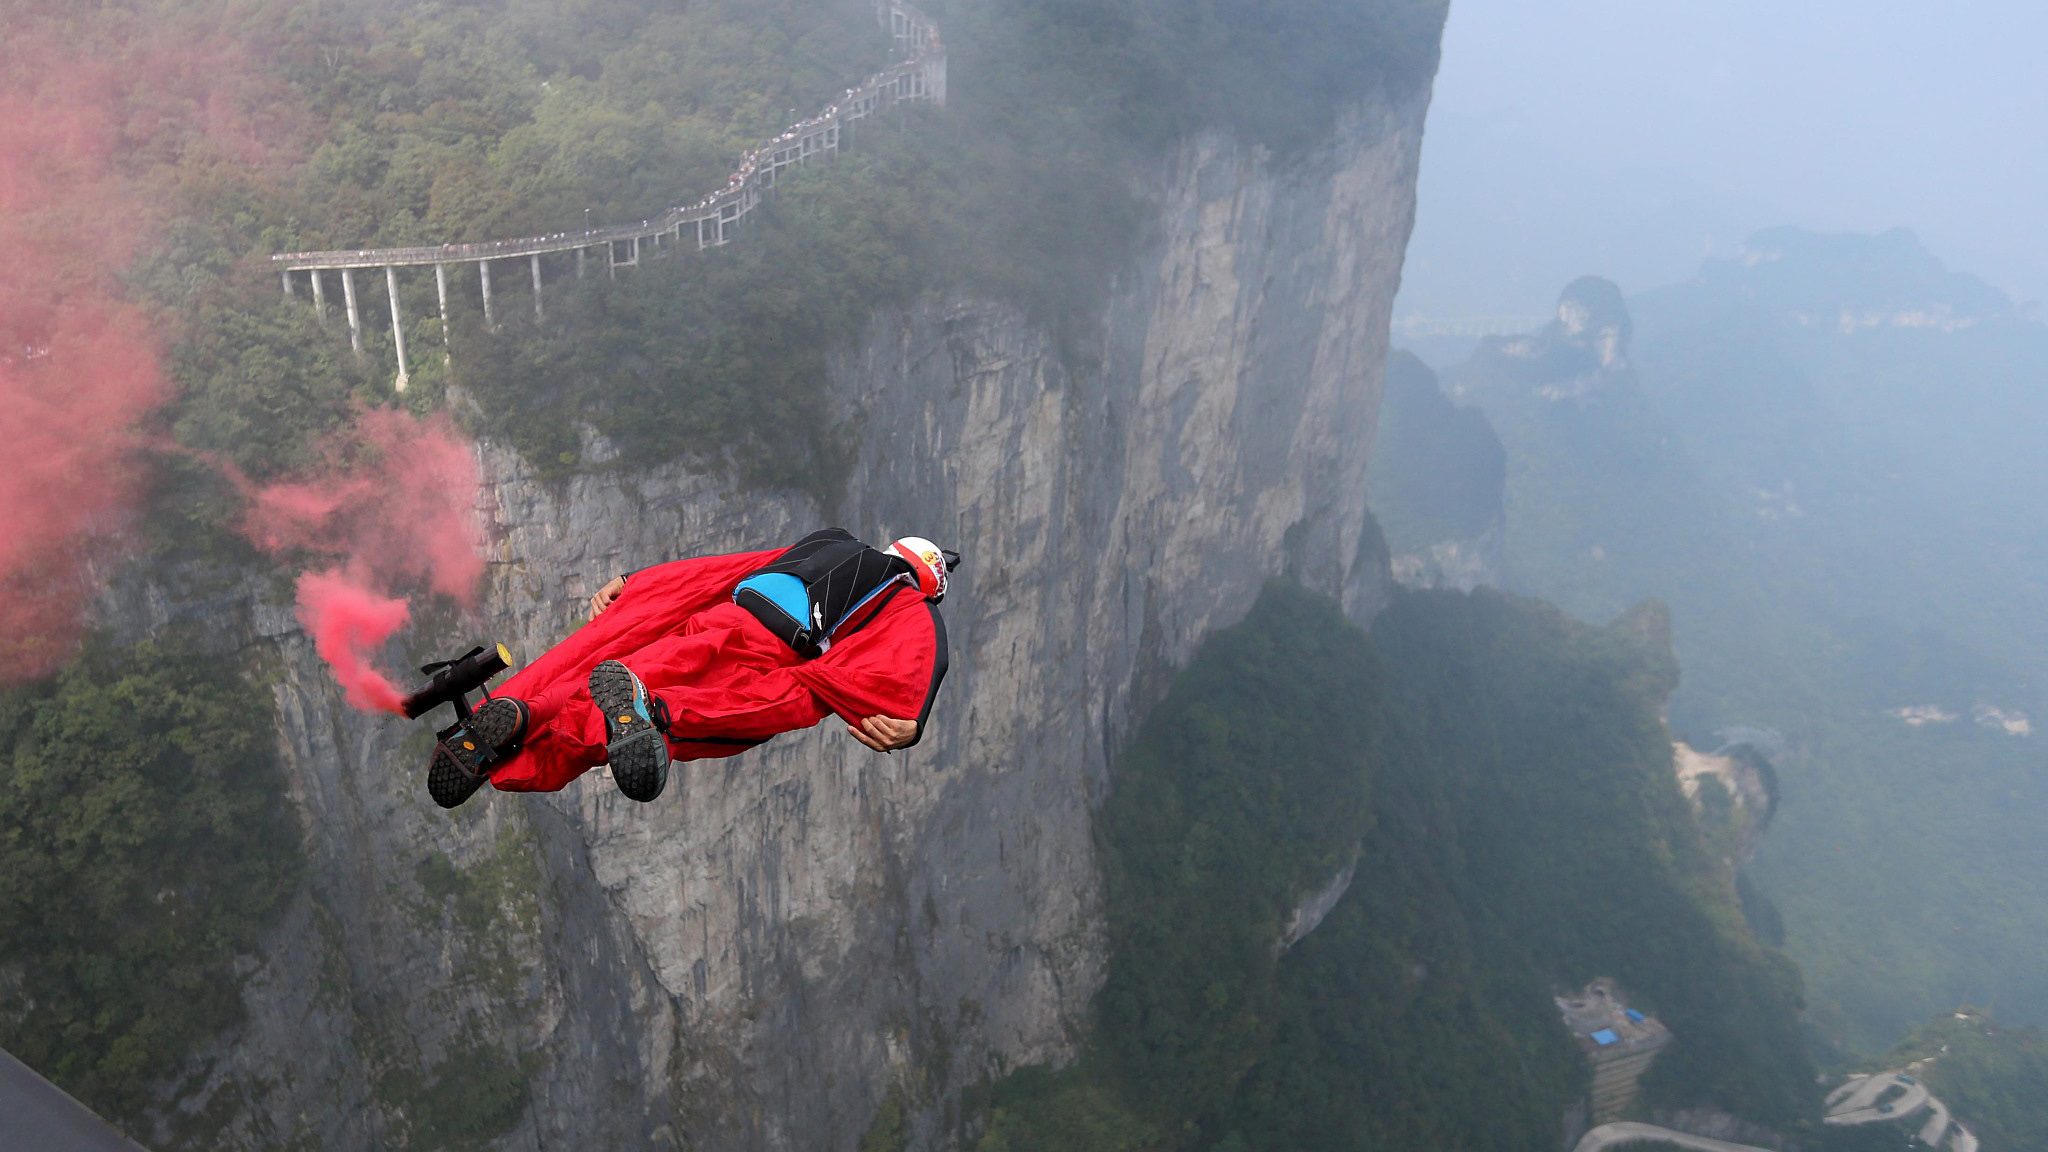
(296, 569, 412, 713)
(0, 11, 482, 703)
(0, 85, 167, 678)
(0, 296, 164, 677)
(239, 409, 487, 713)
(0, 12, 480, 703)
(0, 12, 279, 679)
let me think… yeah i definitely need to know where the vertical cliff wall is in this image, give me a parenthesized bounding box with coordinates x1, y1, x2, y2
(154, 89, 1430, 1151)
(1368, 350, 1508, 590)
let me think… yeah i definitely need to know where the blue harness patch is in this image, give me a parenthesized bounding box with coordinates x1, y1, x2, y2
(732, 529, 916, 659)
(734, 572, 814, 632)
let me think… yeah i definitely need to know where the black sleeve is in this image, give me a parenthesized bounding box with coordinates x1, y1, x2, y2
(902, 604, 949, 749)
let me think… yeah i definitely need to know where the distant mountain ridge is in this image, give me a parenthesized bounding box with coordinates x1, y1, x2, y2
(1412, 228, 2048, 1053)
(1691, 227, 2018, 332)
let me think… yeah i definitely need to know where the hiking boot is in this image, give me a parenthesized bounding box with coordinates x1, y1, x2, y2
(426, 696, 527, 810)
(589, 660, 671, 803)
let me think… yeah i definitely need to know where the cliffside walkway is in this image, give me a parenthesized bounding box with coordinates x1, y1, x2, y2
(269, 0, 944, 390)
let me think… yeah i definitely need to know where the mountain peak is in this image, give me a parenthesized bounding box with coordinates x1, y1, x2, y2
(1704, 226, 2014, 332)
(1556, 275, 1633, 366)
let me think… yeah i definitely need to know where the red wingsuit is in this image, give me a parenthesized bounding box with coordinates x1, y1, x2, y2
(486, 547, 949, 792)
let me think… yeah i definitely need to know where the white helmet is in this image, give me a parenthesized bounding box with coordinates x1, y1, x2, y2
(890, 536, 951, 601)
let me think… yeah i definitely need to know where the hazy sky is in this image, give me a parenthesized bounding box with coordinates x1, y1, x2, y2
(1398, 0, 2048, 318)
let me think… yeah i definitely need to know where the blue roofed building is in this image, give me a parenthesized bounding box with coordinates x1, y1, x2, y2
(1555, 979, 1674, 1124)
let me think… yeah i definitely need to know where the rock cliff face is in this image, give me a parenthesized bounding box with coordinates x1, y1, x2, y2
(154, 89, 1430, 1151)
(1367, 350, 1506, 590)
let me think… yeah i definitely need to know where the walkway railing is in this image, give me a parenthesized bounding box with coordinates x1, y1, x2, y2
(271, 0, 945, 389)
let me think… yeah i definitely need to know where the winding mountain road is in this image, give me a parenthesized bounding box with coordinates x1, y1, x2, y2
(1825, 1072, 1928, 1126)
(1823, 1070, 1975, 1150)
(1919, 1099, 1953, 1146)
(1572, 1122, 1771, 1152)
(1824, 1073, 1871, 1109)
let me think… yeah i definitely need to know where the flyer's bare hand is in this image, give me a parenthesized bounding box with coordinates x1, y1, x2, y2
(589, 575, 626, 621)
(849, 715, 919, 753)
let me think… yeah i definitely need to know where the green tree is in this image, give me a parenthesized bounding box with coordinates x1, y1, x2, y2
(0, 636, 304, 1123)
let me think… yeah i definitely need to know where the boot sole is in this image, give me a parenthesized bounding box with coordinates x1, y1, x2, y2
(590, 661, 669, 803)
(426, 698, 526, 810)
(429, 743, 487, 809)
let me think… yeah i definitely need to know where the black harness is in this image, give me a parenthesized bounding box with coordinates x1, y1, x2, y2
(733, 528, 915, 658)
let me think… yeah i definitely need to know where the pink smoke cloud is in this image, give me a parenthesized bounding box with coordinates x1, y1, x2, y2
(296, 569, 412, 713)
(0, 296, 164, 676)
(0, 11, 284, 680)
(239, 408, 488, 713)
(0, 10, 483, 704)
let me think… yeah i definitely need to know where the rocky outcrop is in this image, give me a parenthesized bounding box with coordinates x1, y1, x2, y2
(1673, 741, 1776, 863)
(148, 89, 1430, 1151)
(1488, 276, 1633, 404)
(1278, 848, 1361, 953)
(1368, 350, 1506, 590)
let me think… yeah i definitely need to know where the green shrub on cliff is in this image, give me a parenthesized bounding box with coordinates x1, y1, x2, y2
(0, 637, 303, 1123)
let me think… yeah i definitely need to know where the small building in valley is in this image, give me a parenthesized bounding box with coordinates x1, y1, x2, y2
(1556, 978, 1674, 1122)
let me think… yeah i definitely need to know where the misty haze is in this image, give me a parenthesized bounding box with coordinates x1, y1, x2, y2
(0, 2, 2040, 1151)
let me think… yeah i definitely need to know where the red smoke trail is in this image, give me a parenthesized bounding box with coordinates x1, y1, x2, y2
(296, 569, 413, 713)
(0, 10, 484, 703)
(238, 409, 488, 713)
(0, 11, 281, 680)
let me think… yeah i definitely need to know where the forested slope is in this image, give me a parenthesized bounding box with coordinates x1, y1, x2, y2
(1880, 1010, 2048, 1150)
(970, 583, 1813, 1150)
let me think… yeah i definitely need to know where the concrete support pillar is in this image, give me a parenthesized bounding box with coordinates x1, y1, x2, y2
(385, 266, 410, 392)
(530, 254, 543, 319)
(434, 263, 451, 350)
(577, 247, 587, 279)
(341, 268, 364, 360)
(480, 260, 496, 328)
(281, 270, 294, 300)
(311, 270, 328, 322)
(631, 235, 640, 265)
(607, 242, 617, 280)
